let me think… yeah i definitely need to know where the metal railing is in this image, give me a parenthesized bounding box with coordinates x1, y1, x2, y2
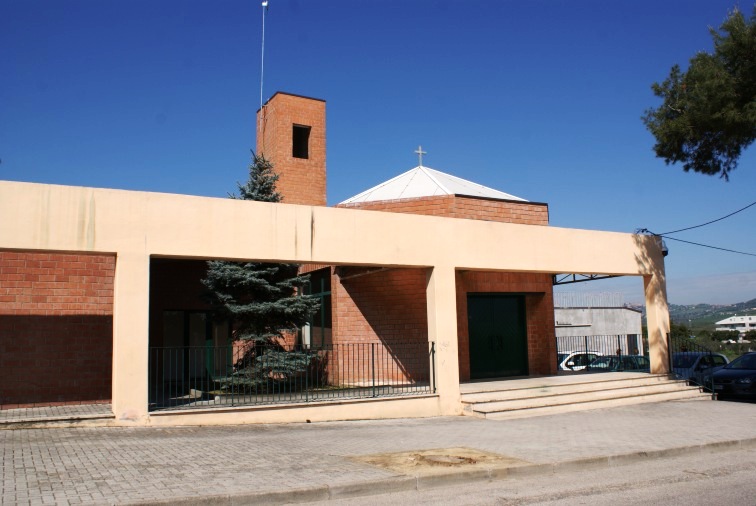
(149, 341, 435, 411)
(667, 334, 723, 398)
(556, 334, 644, 357)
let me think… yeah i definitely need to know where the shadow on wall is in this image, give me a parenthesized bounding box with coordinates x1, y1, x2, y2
(0, 315, 113, 407)
(633, 233, 669, 366)
(338, 267, 431, 384)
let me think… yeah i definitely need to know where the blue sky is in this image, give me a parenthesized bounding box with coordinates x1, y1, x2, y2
(2, 0, 755, 306)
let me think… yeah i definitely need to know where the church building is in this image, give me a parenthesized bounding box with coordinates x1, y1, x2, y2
(260, 92, 557, 383)
(0, 90, 671, 426)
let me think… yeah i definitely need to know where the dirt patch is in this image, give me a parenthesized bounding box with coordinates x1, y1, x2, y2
(353, 447, 531, 476)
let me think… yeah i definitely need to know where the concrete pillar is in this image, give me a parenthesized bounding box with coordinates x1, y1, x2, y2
(112, 252, 151, 423)
(426, 265, 461, 415)
(644, 272, 670, 374)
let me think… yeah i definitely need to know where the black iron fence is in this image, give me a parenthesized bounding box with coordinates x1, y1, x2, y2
(149, 341, 435, 411)
(668, 334, 726, 396)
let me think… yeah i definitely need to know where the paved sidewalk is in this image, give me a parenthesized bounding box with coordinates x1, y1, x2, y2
(2, 399, 756, 505)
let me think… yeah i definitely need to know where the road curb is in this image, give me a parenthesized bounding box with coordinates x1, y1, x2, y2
(124, 436, 756, 505)
(0, 416, 117, 430)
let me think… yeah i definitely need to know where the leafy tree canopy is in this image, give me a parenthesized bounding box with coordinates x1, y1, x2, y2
(712, 329, 742, 341)
(670, 321, 693, 340)
(642, 7, 756, 180)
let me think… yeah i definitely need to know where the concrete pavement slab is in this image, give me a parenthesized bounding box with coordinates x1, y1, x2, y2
(2, 400, 756, 505)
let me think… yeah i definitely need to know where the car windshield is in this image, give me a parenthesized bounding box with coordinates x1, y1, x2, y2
(589, 357, 612, 368)
(725, 354, 756, 370)
(672, 354, 698, 368)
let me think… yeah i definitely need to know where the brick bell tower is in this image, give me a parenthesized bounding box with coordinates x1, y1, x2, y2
(256, 92, 327, 206)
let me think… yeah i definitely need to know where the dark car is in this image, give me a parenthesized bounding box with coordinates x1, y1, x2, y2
(586, 355, 651, 372)
(672, 352, 729, 386)
(712, 352, 756, 400)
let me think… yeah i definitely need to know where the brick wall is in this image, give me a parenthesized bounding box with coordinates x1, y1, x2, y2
(338, 194, 549, 225)
(338, 195, 458, 218)
(0, 251, 115, 408)
(456, 271, 556, 380)
(299, 263, 332, 275)
(328, 267, 556, 383)
(452, 196, 549, 225)
(331, 268, 430, 385)
(256, 92, 327, 207)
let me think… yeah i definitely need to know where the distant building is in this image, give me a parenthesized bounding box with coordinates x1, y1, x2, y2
(715, 315, 756, 336)
(554, 292, 644, 355)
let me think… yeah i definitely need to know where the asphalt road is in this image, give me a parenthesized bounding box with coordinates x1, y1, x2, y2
(329, 445, 756, 505)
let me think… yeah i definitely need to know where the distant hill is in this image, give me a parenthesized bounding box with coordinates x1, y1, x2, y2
(668, 298, 756, 329)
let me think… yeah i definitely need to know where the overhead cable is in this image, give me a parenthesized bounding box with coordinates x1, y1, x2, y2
(659, 199, 756, 235)
(655, 234, 756, 258)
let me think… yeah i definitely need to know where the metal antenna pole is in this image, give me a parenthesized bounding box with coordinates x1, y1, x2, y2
(260, 1, 268, 111)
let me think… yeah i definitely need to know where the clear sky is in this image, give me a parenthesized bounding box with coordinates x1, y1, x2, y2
(2, 0, 754, 306)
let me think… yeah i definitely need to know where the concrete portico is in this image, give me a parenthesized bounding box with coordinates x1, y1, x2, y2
(0, 180, 670, 426)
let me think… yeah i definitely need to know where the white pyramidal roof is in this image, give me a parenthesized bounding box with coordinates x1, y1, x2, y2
(340, 166, 527, 204)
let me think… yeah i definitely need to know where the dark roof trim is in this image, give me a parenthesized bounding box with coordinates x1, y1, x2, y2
(258, 91, 326, 112)
(555, 306, 643, 314)
(453, 194, 549, 207)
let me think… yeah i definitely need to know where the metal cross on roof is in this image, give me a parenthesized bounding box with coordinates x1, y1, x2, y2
(415, 145, 427, 167)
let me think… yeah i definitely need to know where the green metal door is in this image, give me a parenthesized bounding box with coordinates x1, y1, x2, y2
(467, 294, 528, 379)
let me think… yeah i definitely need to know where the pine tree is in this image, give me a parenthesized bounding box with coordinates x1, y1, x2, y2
(202, 153, 321, 391)
(642, 7, 756, 180)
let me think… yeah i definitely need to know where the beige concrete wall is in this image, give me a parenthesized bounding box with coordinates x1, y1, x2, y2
(0, 181, 663, 275)
(147, 395, 440, 427)
(0, 181, 670, 424)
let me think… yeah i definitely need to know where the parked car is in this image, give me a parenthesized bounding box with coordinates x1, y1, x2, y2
(586, 355, 650, 372)
(557, 351, 602, 371)
(712, 352, 756, 400)
(672, 352, 729, 386)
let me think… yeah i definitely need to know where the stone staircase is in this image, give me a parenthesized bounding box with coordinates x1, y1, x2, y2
(461, 372, 711, 420)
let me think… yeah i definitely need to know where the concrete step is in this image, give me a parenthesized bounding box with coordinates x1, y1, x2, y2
(466, 381, 702, 413)
(478, 389, 711, 420)
(460, 374, 713, 420)
(461, 375, 675, 403)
